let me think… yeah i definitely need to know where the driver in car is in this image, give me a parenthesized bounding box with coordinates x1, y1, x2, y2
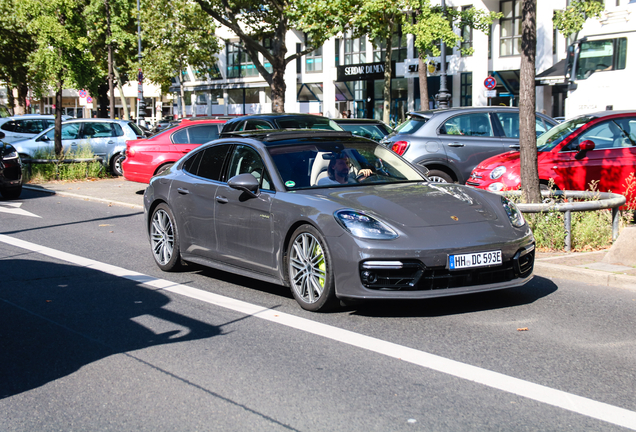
(318, 154, 373, 185)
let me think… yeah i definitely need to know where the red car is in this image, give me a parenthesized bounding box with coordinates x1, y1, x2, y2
(467, 111, 636, 196)
(122, 119, 226, 183)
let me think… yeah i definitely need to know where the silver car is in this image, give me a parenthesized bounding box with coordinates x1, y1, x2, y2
(12, 118, 145, 176)
(381, 107, 558, 184)
(0, 114, 71, 143)
(144, 130, 535, 312)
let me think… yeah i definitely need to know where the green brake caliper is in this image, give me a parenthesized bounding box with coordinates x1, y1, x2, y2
(314, 244, 325, 288)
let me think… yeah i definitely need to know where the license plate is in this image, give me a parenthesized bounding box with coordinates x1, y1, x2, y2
(449, 250, 502, 270)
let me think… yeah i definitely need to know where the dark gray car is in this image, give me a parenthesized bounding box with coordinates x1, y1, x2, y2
(381, 107, 558, 183)
(144, 130, 535, 312)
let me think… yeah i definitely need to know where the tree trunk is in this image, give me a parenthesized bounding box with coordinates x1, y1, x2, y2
(418, 55, 429, 110)
(519, 0, 540, 203)
(54, 81, 64, 156)
(112, 59, 130, 120)
(15, 84, 28, 115)
(382, 34, 392, 124)
(98, 84, 109, 118)
(270, 68, 286, 114)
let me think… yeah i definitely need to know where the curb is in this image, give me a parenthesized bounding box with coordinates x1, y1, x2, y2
(23, 185, 144, 210)
(534, 261, 636, 291)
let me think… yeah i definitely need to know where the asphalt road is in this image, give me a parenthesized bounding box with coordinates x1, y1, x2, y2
(1, 188, 635, 431)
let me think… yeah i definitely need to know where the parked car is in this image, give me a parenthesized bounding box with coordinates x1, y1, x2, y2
(122, 119, 227, 183)
(220, 113, 343, 134)
(12, 118, 145, 176)
(0, 114, 71, 143)
(144, 129, 535, 312)
(333, 118, 393, 141)
(380, 107, 558, 184)
(467, 111, 636, 195)
(0, 132, 23, 200)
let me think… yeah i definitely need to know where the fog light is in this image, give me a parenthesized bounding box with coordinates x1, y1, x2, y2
(488, 182, 504, 192)
(361, 271, 377, 284)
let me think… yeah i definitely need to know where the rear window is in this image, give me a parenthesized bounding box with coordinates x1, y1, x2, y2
(127, 122, 144, 137)
(395, 117, 427, 134)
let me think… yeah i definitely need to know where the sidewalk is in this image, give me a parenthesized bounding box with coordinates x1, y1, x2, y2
(23, 178, 636, 291)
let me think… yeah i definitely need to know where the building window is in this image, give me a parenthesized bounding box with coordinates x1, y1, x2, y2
(344, 35, 366, 65)
(263, 38, 274, 73)
(227, 41, 259, 78)
(193, 63, 221, 81)
(373, 30, 407, 62)
(460, 72, 472, 106)
(180, 69, 191, 83)
(306, 46, 323, 72)
(460, 6, 473, 56)
(488, 24, 492, 59)
(500, 0, 522, 56)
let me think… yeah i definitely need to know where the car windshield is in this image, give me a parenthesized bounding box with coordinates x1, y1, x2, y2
(275, 117, 343, 131)
(338, 124, 390, 141)
(536, 115, 593, 152)
(395, 117, 427, 134)
(268, 140, 424, 190)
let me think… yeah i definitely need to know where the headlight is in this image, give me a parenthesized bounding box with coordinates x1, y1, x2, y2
(490, 166, 506, 179)
(501, 196, 525, 228)
(335, 209, 398, 240)
(3, 149, 18, 159)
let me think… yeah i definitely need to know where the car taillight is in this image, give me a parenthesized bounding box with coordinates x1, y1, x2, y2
(128, 148, 135, 156)
(392, 141, 409, 156)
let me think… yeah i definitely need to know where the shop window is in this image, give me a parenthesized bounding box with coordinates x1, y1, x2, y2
(500, 0, 522, 56)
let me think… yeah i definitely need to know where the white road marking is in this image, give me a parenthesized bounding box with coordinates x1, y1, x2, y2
(0, 202, 41, 218)
(2, 233, 636, 430)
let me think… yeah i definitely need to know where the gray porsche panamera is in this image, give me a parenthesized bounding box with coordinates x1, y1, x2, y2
(144, 130, 535, 311)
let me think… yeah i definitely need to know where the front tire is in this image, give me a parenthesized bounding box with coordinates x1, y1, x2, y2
(0, 185, 22, 200)
(287, 225, 337, 312)
(150, 203, 182, 271)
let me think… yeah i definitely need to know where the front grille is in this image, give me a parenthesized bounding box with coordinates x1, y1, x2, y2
(360, 247, 535, 291)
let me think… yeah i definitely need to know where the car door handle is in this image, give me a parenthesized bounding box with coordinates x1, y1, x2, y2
(181, 148, 193, 153)
(216, 196, 228, 203)
(107, 140, 114, 144)
(447, 142, 464, 147)
(509, 144, 520, 149)
(177, 188, 189, 195)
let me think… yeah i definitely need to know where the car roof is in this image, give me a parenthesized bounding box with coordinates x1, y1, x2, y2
(333, 118, 388, 125)
(218, 129, 355, 146)
(224, 113, 328, 124)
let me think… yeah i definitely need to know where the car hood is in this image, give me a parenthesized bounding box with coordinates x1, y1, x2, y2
(475, 151, 520, 170)
(308, 182, 502, 228)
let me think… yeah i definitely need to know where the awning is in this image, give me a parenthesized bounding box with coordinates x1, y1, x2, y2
(535, 59, 567, 85)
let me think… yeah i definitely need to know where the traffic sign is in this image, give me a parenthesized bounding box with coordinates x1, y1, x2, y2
(484, 76, 497, 90)
(79, 89, 87, 98)
(87, 96, 93, 103)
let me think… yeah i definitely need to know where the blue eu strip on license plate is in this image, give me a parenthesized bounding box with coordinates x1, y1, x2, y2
(449, 250, 502, 270)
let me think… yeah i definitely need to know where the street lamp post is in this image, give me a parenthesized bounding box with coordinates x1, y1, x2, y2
(136, 0, 146, 127)
(435, 0, 451, 108)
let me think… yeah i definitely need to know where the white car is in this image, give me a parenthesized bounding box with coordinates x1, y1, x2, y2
(0, 114, 71, 143)
(12, 118, 146, 176)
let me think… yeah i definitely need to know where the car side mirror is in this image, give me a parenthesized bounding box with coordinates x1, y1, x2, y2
(228, 173, 260, 198)
(578, 139, 595, 152)
(40, 135, 50, 142)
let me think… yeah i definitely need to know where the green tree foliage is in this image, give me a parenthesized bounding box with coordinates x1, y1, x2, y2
(142, 0, 220, 117)
(195, 0, 349, 113)
(554, 0, 604, 39)
(403, 0, 499, 110)
(17, 0, 100, 154)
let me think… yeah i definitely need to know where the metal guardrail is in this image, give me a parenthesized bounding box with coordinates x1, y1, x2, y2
(502, 190, 627, 252)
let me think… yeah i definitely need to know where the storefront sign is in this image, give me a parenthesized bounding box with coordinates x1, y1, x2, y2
(337, 61, 395, 82)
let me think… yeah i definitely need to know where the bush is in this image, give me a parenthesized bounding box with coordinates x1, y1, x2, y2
(23, 145, 109, 183)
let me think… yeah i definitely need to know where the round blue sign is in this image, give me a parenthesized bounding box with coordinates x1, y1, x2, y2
(484, 76, 497, 90)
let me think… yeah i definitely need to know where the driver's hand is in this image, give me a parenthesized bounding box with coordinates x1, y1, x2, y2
(356, 168, 373, 180)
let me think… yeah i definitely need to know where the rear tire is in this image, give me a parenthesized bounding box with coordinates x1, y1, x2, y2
(426, 169, 453, 183)
(149, 203, 182, 271)
(287, 225, 337, 312)
(111, 153, 125, 176)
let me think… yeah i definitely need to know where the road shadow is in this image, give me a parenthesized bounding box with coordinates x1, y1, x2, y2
(0, 258, 221, 399)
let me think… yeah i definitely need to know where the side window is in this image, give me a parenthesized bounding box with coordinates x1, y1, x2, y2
(572, 121, 617, 150)
(16, 120, 47, 134)
(440, 113, 493, 137)
(81, 122, 113, 138)
(495, 113, 520, 138)
(171, 128, 190, 144)
(227, 145, 273, 190)
(244, 120, 273, 131)
(1, 121, 16, 132)
(61, 124, 81, 140)
(112, 123, 124, 137)
(535, 118, 549, 137)
(197, 144, 231, 181)
(187, 125, 220, 144)
(183, 149, 204, 175)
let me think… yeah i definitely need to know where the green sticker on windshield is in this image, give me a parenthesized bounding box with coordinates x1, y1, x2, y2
(285, 180, 296, 188)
